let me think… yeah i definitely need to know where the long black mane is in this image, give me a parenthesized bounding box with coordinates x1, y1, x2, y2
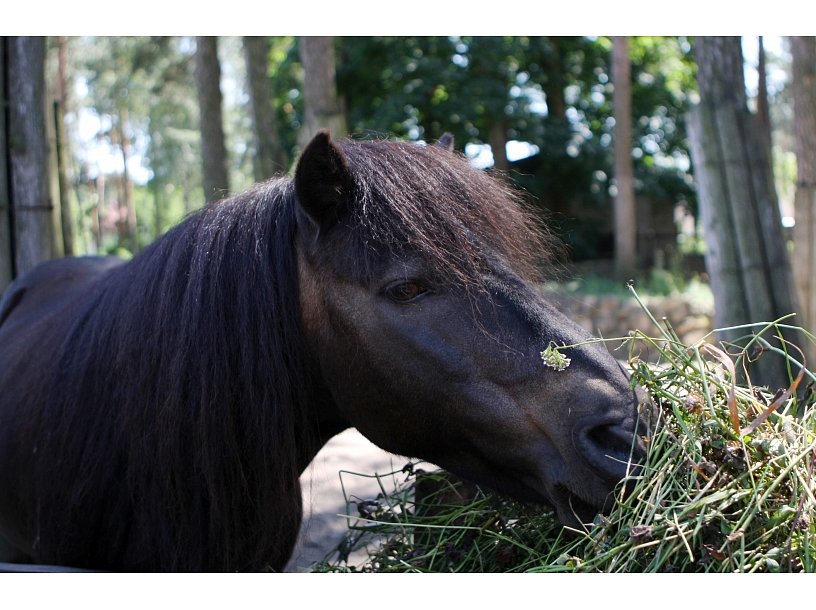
(15, 138, 559, 571)
(27, 180, 307, 571)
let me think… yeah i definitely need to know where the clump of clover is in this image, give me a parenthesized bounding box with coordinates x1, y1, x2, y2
(541, 342, 571, 371)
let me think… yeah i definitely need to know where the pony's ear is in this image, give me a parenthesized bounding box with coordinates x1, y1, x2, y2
(294, 130, 353, 227)
(437, 133, 454, 151)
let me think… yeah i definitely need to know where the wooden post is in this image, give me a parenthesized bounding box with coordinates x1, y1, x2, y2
(0, 38, 14, 296)
(7, 36, 55, 277)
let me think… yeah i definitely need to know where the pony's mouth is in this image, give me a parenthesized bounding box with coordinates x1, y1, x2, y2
(493, 469, 606, 528)
(549, 484, 606, 528)
(506, 462, 618, 528)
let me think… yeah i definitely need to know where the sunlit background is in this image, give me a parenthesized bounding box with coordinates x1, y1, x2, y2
(47, 36, 797, 263)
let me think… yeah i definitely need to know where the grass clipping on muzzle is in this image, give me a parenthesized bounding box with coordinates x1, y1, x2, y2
(312, 287, 816, 573)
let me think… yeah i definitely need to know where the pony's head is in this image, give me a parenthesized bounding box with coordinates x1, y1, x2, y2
(293, 132, 647, 525)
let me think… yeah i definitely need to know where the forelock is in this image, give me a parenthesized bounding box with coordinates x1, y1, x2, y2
(336, 138, 560, 288)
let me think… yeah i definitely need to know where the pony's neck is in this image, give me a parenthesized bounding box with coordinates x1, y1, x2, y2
(297, 406, 351, 474)
(294, 330, 352, 473)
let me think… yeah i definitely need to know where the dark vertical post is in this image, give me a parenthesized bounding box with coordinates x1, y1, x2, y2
(0, 37, 14, 296)
(7, 36, 55, 277)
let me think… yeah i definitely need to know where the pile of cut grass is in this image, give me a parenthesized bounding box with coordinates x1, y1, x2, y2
(312, 289, 816, 573)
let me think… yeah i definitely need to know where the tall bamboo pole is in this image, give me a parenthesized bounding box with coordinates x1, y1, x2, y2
(791, 36, 816, 362)
(688, 37, 801, 388)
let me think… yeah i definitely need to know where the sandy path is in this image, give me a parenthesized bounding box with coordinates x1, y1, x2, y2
(285, 429, 413, 572)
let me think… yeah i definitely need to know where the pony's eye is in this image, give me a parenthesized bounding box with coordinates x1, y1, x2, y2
(385, 282, 428, 303)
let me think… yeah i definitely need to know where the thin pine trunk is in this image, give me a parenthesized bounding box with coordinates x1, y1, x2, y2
(93, 174, 104, 251)
(243, 36, 287, 180)
(152, 180, 162, 241)
(298, 36, 347, 143)
(612, 36, 636, 279)
(488, 119, 508, 171)
(791, 36, 816, 362)
(113, 163, 126, 247)
(537, 36, 571, 219)
(55, 35, 74, 257)
(195, 36, 230, 202)
(118, 107, 137, 254)
(756, 37, 774, 157)
(539, 37, 567, 121)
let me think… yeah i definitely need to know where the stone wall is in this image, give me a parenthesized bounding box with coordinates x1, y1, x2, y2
(546, 289, 714, 360)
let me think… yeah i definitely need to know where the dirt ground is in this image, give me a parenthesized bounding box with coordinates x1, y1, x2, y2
(285, 429, 413, 572)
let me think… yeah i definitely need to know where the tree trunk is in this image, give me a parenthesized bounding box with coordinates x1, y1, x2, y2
(118, 107, 138, 254)
(54, 35, 74, 257)
(488, 118, 508, 171)
(298, 36, 347, 144)
(7, 36, 55, 277)
(43, 71, 64, 260)
(612, 36, 636, 280)
(93, 174, 104, 252)
(243, 36, 288, 180)
(756, 37, 773, 157)
(791, 36, 816, 362)
(152, 179, 162, 241)
(540, 37, 567, 121)
(688, 36, 801, 388)
(0, 38, 13, 296)
(537, 36, 571, 219)
(112, 158, 126, 248)
(195, 36, 230, 202)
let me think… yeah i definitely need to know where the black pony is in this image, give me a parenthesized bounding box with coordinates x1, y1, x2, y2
(0, 132, 646, 571)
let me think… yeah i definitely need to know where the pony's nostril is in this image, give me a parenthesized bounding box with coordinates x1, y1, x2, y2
(583, 422, 645, 479)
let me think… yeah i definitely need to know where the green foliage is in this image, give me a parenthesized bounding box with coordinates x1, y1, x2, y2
(65, 36, 203, 254)
(647, 267, 682, 296)
(63, 36, 700, 260)
(555, 263, 712, 302)
(217, 36, 257, 193)
(265, 36, 306, 161)
(340, 36, 697, 260)
(629, 37, 697, 210)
